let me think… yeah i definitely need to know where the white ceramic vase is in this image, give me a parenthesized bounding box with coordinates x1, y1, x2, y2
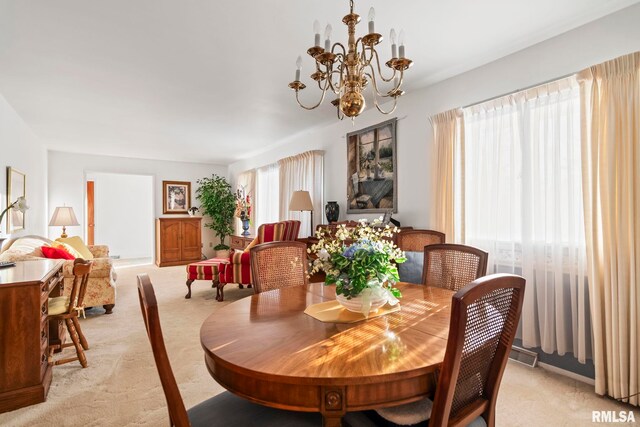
(336, 292, 388, 315)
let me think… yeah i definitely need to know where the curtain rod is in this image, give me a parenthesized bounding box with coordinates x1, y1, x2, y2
(461, 71, 578, 109)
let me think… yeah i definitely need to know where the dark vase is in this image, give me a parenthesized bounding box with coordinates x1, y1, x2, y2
(325, 201, 339, 223)
(241, 218, 250, 236)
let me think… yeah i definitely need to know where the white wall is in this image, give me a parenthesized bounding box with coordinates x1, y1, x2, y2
(86, 172, 154, 259)
(0, 94, 47, 238)
(48, 151, 227, 258)
(229, 3, 640, 229)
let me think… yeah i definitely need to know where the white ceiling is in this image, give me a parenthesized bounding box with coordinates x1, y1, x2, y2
(1, 0, 638, 165)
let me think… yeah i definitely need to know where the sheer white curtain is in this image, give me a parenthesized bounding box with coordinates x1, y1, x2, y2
(462, 77, 591, 362)
(278, 150, 324, 238)
(255, 163, 280, 227)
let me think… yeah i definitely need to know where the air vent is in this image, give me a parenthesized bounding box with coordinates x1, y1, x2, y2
(509, 345, 538, 367)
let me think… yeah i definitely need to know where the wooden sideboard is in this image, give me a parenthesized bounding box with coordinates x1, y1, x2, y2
(229, 235, 253, 251)
(0, 259, 64, 413)
(155, 217, 202, 267)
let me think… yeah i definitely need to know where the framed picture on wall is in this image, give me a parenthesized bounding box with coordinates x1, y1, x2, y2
(162, 180, 191, 214)
(6, 167, 26, 233)
(346, 118, 397, 213)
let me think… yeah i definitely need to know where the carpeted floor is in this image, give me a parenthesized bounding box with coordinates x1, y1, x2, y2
(0, 264, 633, 426)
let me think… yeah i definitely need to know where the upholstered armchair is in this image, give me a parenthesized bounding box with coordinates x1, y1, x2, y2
(218, 220, 301, 287)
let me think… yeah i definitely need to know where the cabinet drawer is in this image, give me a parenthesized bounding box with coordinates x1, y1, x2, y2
(230, 236, 244, 249)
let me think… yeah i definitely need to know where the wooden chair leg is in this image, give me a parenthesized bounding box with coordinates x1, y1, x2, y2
(66, 318, 88, 368)
(217, 283, 226, 302)
(185, 279, 194, 299)
(72, 317, 90, 350)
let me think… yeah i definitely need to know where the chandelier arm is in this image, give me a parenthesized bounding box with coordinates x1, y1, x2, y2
(332, 42, 347, 57)
(365, 70, 393, 99)
(295, 79, 330, 110)
(372, 92, 398, 115)
(371, 48, 398, 83)
(328, 70, 343, 94)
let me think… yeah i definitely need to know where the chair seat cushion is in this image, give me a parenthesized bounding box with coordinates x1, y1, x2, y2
(186, 258, 227, 281)
(345, 402, 488, 427)
(187, 391, 322, 427)
(376, 397, 433, 425)
(48, 296, 70, 316)
(397, 251, 424, 284)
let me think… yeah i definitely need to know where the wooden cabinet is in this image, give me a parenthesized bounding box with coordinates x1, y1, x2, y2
(0, 259, 64, 413)
(155, 217, 202, 267)
(229, 235, 254, 251)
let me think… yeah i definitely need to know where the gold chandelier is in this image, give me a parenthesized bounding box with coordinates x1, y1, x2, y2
(288, 0, 413, 119)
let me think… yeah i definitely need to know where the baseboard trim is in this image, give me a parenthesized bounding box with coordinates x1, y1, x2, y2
(538, 362, 595, 386)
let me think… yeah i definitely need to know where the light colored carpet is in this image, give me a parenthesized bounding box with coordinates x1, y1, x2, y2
(0, 264, 633, 426)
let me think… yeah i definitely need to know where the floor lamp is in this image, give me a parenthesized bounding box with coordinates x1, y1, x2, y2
(289, 190, 314, 237)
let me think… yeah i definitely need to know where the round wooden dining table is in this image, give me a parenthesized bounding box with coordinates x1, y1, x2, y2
(200, 282, 454, 426)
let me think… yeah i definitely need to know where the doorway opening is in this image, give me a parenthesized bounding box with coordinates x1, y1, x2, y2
(85, 172, 154, 266)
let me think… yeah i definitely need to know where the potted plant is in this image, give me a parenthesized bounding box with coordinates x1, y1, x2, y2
(196, 175, 235, 258)
(308, 218, 406, 316)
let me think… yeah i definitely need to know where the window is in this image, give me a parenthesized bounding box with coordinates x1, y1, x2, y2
(255, 163, 279, 226)
(458, 77, 590, 360)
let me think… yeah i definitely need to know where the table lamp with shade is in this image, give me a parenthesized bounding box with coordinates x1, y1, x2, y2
(289, 190, 314, 237)
(49, 206, 80, 238)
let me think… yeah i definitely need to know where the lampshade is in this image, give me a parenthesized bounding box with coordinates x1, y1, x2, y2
(289, 191, 313, 211)
(49, 206, 80, 227)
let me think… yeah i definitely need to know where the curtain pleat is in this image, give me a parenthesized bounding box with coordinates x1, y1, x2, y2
(578, 51, 640, 405)
(278, 150, 324, 238)
(431, 109, 464, 242)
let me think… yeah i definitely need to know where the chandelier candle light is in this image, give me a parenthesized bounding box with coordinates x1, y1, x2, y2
(289, 0, 412, 119)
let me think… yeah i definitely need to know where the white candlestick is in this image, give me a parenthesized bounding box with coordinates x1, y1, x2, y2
(368, 7, 375, 34)
(399, 45, 405, 58)
(295, 56, 302, 81)
(315, 33, 320, 47)
(325, 39, 330, 51)
(392, 44, 397, 58)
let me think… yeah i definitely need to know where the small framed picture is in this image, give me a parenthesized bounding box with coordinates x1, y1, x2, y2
(162, 181, 191, 214)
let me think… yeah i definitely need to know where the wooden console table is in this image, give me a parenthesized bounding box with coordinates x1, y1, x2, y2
(0, 259, 64, 413)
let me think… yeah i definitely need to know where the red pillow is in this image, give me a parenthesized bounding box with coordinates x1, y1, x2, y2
(41, 245, 75, 260)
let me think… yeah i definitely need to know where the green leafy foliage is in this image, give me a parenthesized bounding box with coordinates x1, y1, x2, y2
(196, 175, 235, 250)
(309, 220, 406, 299)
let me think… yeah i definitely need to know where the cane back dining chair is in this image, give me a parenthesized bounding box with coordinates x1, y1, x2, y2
(422, 244, 488, 291)
(396, 229, 446, 252)
(346, 273, 526, 427)
(48, 258, 92, 368)
(136, 274, 321, 427)
(218, 220, 301, 289)
(249, 241, 309, 294)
